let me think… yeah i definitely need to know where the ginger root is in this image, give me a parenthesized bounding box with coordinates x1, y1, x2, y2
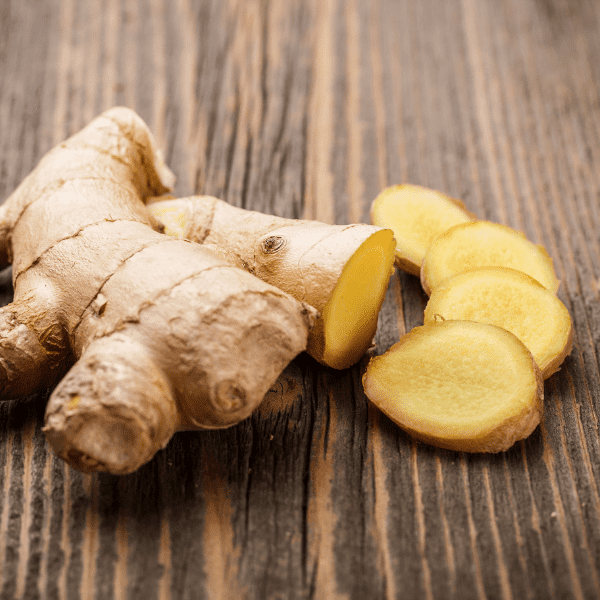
(362, 320, 543, 452)
(423, 267, 573, 379)
(148, 195, 396, 369)
(0, 107, 316, 474)
(370, 184, 475, 276)
(420, 221, 560, 296)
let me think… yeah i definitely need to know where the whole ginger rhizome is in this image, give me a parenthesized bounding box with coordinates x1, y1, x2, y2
(0, 108, 316, 474)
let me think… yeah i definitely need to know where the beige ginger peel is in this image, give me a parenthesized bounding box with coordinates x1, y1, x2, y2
(0, 108, 316, 474)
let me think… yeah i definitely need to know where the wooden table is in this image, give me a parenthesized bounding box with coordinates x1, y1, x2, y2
(1, 0, 600, 598)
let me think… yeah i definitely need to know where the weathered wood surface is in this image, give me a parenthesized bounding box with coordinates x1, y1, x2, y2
(1, 0, 600, 598)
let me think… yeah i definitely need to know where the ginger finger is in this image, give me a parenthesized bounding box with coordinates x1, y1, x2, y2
(148, 195, 396, 369)
(0, 304, 58, 397)
(44, 334, 179, 473)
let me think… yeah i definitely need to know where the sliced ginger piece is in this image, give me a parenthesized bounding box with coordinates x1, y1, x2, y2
(362, 320, 543, 452)
(370, 184, 475, 276)
(421, 221, 559, 295)
(424, 267, 572, 379)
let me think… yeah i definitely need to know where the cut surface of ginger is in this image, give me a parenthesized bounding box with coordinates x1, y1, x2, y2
(362, 321, 543, 452)
(370, 184, 474, 276)
(420, 221, 559, 295)
(424, 267, 572, 379)
(321, 229, 396, 369)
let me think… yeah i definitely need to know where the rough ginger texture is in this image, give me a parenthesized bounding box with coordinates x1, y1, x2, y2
(0, 107, 316, 474)
(148, 195, 396, 369)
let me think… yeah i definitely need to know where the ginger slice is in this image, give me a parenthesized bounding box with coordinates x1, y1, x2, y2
(424, 267, 572, 379)
(421, 221, 559, 295)
(362, 321, 543, 452)
(370, 184, 475, 276)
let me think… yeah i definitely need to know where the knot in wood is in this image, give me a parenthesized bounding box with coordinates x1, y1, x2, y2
(261, 235, 286, 254)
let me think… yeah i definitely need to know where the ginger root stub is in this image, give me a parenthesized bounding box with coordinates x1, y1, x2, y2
(149, 195, 396, 369)
(363, 321, 544, 452)
(0, 107, 316, 474)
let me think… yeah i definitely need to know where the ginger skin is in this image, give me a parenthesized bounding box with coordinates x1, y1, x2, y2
(148, 196, 396, 369)
(0, 108, 316, 474)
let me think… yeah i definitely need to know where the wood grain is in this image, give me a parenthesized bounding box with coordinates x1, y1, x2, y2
(1, 0, 600, 598)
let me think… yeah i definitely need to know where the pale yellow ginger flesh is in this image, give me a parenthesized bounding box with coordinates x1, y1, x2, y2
(149, 196, 396, 369)
(424, 267, 572, 379)
(421, 221, 559, 296)
(321, 230, 396, 368)
(370, 184, 474, 276)
(363, 321, 544, 452)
